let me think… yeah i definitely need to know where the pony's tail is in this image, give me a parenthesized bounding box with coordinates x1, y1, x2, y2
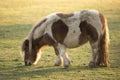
(97, 13, 110, 67)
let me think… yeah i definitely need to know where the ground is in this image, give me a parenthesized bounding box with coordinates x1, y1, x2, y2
(0, 0, 120, 80)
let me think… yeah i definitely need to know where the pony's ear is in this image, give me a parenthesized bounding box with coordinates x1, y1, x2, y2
(21, 39, 29, 51)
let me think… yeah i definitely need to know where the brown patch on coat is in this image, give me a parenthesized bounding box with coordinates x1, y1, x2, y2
(21, 39, 29, 53)
(79, 21, 98, 43)
(57, 13, 74, 18)
(34, 33, 59, 55)
(79, 32, 88, 45)
(32, 36, 45, 49)
(97, 13, 109, 67)
(42, 34, 60, 55)
(52, 20, 68, 44)
(42, 33, 57, 46)
(32, 33, 57, 49)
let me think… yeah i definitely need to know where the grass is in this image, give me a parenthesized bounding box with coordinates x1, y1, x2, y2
(0, 0, 120, 80)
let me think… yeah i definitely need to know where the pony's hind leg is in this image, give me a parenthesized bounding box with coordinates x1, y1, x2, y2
(89, 41, 99, 68)
(54, 43, 70, 68)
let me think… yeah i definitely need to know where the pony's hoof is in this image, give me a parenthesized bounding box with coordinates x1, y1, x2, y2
(54, 63, 61, 66)
(54, 60, 62, 66)
(64, 61, 70, 68)
(64, 65, 70, 68)
(88, 62, 96, 68)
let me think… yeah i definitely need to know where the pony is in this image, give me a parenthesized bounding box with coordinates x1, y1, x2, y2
(21, 10, 109, 68)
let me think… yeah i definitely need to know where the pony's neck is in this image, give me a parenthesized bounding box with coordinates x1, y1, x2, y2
(33, 36, 46, 50)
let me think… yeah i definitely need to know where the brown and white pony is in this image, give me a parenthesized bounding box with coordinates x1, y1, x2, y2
(21, 10, 109, 68)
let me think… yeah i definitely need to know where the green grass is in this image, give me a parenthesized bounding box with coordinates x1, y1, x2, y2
(0, 0, 120, 80)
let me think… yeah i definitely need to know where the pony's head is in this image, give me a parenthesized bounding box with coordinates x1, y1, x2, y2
(21, 37, 44, 66)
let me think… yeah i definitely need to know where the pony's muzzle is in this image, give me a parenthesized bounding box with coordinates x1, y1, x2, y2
(25, 61, 32, 66)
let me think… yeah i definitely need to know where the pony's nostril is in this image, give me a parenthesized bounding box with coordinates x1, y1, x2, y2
(25, 61, 32, 66)
(25, 61, 27, 66)
(28, 62, 32, 66)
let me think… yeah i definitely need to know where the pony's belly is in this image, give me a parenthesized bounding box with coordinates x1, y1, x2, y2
(63, 30, 81, 48)
(64, 40, 80, 48)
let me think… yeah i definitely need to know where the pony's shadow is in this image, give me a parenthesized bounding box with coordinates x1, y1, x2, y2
(30, 65, 87, 74)
(13, 65, 89, 78)
(1, 63, 109, 79)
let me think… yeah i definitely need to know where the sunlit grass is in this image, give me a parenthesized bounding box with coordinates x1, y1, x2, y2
(0, 0, 119, 25)
(0, 0, 120, 80)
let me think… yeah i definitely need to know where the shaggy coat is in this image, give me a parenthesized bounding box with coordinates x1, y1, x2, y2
(21, 10, 109, 68)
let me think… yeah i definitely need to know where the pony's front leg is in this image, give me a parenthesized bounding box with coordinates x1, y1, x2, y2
(54, 46, 62, 66)
(54, 55, 62, 66)
(89, 42, 98, 68)
(62, 52, 70, 68)
(55, 43, 70, 68)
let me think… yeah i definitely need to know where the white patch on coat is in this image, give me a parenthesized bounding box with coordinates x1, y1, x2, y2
(62, 12, 81, 48)
(33, 21, 47, 39)
(44, 13, 61, 38)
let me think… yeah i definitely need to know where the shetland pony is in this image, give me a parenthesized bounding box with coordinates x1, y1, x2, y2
(21, 10, 109, 68)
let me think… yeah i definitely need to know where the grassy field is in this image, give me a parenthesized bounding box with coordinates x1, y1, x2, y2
(0, 0, 120, 80)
